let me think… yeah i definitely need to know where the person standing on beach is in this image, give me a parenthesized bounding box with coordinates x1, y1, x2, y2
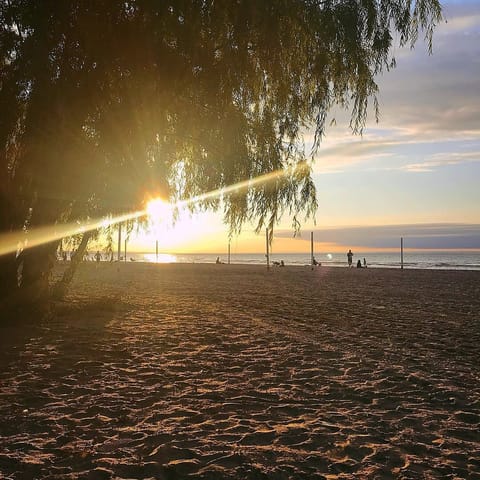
(347, 249, 353, 267)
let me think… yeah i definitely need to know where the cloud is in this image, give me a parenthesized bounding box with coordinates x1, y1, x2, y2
(376, 3, 480, 137)
(311, 138, 398, 174)
(307, 2, 480, 173)
(275, 223, 480, 249)
(310, 130, 480, 175)
(401, 151, 480, 172)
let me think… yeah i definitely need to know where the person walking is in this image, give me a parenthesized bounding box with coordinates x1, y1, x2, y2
(347, 249, 353, 267)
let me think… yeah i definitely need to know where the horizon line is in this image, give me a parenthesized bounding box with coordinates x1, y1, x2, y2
(120, 248, 480, 254)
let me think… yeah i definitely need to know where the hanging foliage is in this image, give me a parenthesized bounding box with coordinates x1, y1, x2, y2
(0, 0, 442, 303)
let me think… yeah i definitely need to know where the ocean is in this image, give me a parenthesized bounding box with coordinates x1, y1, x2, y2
(91, 251, 480, 271)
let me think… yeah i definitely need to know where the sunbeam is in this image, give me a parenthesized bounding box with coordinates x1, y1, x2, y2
(0, 164, 304, 257)
(176, 166, 298, 208)
(0, 211, 144, 258)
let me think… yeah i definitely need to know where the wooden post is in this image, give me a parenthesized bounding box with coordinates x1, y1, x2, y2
(228, 241, 231, 265)
(124, 238, 127, 262)
(117, 223, 122, 261)
(401, 237, 404, 270)
(156, 240, 159, 263)
(311, 231, 314, 268)
(266, 228, 270, 269)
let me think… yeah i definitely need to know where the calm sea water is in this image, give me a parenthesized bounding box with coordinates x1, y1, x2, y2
(99, 251, 480, 271)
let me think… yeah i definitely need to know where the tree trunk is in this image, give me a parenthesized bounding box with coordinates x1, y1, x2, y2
(0, 253, 21, 311)
(0, 243, 57, 319)
(52, 231, 92, 299)
(0, 189, 30, 313)
(20, 242, 58, 304)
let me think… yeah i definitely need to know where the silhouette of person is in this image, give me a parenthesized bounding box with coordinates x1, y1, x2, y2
(357, 259, 362, 268)
(363, 257, 367, 268)
(347, 249, 353, 267)
(95, 251, 101, 263)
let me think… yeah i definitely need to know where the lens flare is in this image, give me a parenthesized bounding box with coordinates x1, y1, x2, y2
(177, 166, 297, 208)
(0, 210, 143, 257)
(0, 164, 305, 257)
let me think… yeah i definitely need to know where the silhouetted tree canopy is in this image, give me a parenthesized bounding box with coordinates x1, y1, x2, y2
(0, 0, 442, 303)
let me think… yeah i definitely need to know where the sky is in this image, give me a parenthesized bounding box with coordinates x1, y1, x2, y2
(129, 0, 480, 254)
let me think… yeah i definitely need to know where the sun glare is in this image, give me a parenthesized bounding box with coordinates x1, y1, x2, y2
(143, 253, 177, 263)
(146, 198, 171, 221)
(0, 168, 290, 257)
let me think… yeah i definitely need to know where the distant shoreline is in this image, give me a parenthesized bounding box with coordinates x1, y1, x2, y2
(55, 259, 480, 273)
(59, 250, 480, 271)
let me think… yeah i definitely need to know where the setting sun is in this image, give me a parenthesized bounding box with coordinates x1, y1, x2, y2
(146, 198, 172, 221)
(131, 207, 226, 253)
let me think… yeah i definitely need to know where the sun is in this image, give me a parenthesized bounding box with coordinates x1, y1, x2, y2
(146, 198, 171, 221)
(131, 199, 225, 253)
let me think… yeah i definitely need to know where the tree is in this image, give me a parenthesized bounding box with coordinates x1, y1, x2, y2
(0, 0, 442, 306)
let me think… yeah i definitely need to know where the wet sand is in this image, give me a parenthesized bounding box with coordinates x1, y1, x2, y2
(1, 263, 479, 479)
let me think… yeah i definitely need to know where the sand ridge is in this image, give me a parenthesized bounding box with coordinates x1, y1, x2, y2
(1, 263, 479, 479)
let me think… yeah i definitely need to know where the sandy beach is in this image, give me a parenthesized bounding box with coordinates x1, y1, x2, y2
(1, 263, 479, 479)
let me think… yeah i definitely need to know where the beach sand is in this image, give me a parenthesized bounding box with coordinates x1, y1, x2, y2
(1, 263, 479, 479)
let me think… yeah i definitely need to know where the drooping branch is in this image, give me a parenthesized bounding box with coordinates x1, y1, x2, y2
(0, 0, 443, 304)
